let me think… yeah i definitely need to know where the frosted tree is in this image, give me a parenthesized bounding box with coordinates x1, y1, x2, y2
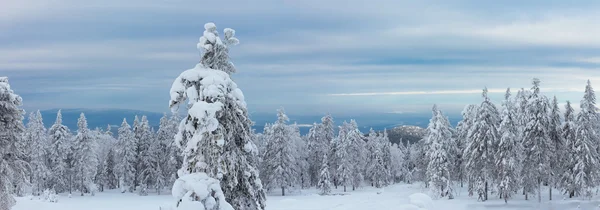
(425, 105, 454, 199)
(366, 128, 388, 188)
(157, 114, 175, 191)
(561, 101, 577, 198)
(290, 124, 309, 189)
(389, 143, 406, 183)
(334, 122, 351, 192)
(263, 109, 297, 196)
(455, 104, 477, 188)
(317, 154, 332, 196)
(74, 113, 98, 196)
(0, 77, 29, 210)
(521, 79, 552, 202)
(117, 118, 136, 192)
(346, 120, 367, 190)
(137, 116, 155, 194)
(570, 80, 600, 198)
(495, 89, 520, 203)
(102, 148, 118, 190)
(170, 22, 265, 210)
(198, 23, 239, 75)
(306, 123, 321, 186)
(167, 114, 182, 185)
(24, 110, 49, 195)
(464, 88, 500, 201)
(547, 96, 564, 200)
(380, 129, 393, 185)
(47, 110, 72, 193)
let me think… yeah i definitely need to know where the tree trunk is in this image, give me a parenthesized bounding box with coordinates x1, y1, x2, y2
(281, 187, 285, 196)
(537, 181, 541, 203)
(344, 185, 347, 192)
(525, 193, 528, 200)
(80, 176, 84, 196)
(484, 181, 488, 201)
(549, 187, 552, 201)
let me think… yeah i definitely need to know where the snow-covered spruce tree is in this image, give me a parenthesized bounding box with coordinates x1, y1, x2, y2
(570, 80, 600, 198)
(103, 148, 118, 190)
(307, 114, 334, 187)
(24, 110, 49, 195)
(169, 22, 265, 210)
(137, 116, 156, 195)
(560, 101, 577, 198)
(366, 128, 388, 188)
(334, 122, 351, 192)
(198, 23, 239, 75)
(496, 89, 520, 203)
(94, 126, 117, 192)
(167, 114, 183, 185)
(156, 113, 175, 193)
(347, 120, 367, 190)
(380, 129, 393, 185)
(389, 143, 405, 183)
(317, 154, 332, 196)
(290, 123, 310, 189)
(263, 109, 297, 196)
(425, 105, 454, 199)
(0, 77, 29, 210)
(47, 110, 72, 193)
(74, 113, 98, 196)
(117, 118, 136, 193)
(547, 96, 564, 200)
(464, 88, 500, 201)
(455, 104, 477, 188)
(521, 79, 552, 202)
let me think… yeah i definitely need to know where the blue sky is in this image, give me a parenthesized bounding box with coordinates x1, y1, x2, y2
(2, 0, 600, 116)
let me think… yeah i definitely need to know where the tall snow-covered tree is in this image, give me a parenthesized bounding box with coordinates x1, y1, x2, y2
(366, 128, 388, 188)
(290, 123, 309, 189)
(389, 143, 406, 183)
(24, 110, 49, 195)
(464, 88, 500, 201)
(496, 89, 520, 203)
(117, 118, 136, 192)
(347, 120, 367, 190)
(74, 113, 98, 196)
(521, 79, 552, 202)
(169, 22, 266, 210)
(424, 105, 454, 199)
(455, 104, 477, 188)
(570, 81, 600, 198)
(307, 114, 334, 187)
(47, 110, 72, 193)
(334, 122, 352, 192)
(317, 154, 332, 196)
(0, 77, 29, 210)
(547, 96, 563, 200)
(560, 101, 578, 198)
(136, 116, 155, 194)
(263, 109, 297, 196)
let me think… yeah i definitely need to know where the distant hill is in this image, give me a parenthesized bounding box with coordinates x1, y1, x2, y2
(385, 125, 426, 145)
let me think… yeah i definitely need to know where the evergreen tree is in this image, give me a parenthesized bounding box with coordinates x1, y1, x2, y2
(455, 104, 477, 188)
(263, 109, 297, 196)
(317, 154, 332, 196)
(24, 110, 49, 195)
(464, 88, 500, 201)
(570, 80, 600, 198)
(496, 89, 520, 203)
(425, 105, 454, 199)
(307, 115, 333, 187)
(103, 148, 118, 190)
(198, 23, 240, 75)
(117, 118, 136, 192)
(547, 96, 563, 200)
(561, 101, 578, 198)
(335, 122, 352, 192)
(74, 113, 98, 196)
(48, 110, 72, 193)
(0, 77, 29, 210)
(521, 79, 552, 202)
(170, 23, 265, 210)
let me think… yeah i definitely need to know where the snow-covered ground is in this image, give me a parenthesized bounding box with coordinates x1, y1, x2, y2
(13, 183, 600, 210)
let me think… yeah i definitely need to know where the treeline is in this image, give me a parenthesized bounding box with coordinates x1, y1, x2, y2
(15, 109, 181, 196)
(255, 108, 407, 196)
(415, 78, 600, 203)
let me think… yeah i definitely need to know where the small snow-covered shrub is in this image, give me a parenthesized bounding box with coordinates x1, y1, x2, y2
(172, 173, 234, 210)
(409, 193, 432, 209)
(42, 189, 59, 203)
(139, 184, 148, 196)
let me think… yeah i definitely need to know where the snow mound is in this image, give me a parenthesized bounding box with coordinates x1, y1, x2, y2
(172, 173, 233, 210)
(409, 193, 432, 209)
(398, 204, 426, 210)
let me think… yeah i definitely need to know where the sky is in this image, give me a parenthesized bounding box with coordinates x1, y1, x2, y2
(2, 0, 600, 116)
